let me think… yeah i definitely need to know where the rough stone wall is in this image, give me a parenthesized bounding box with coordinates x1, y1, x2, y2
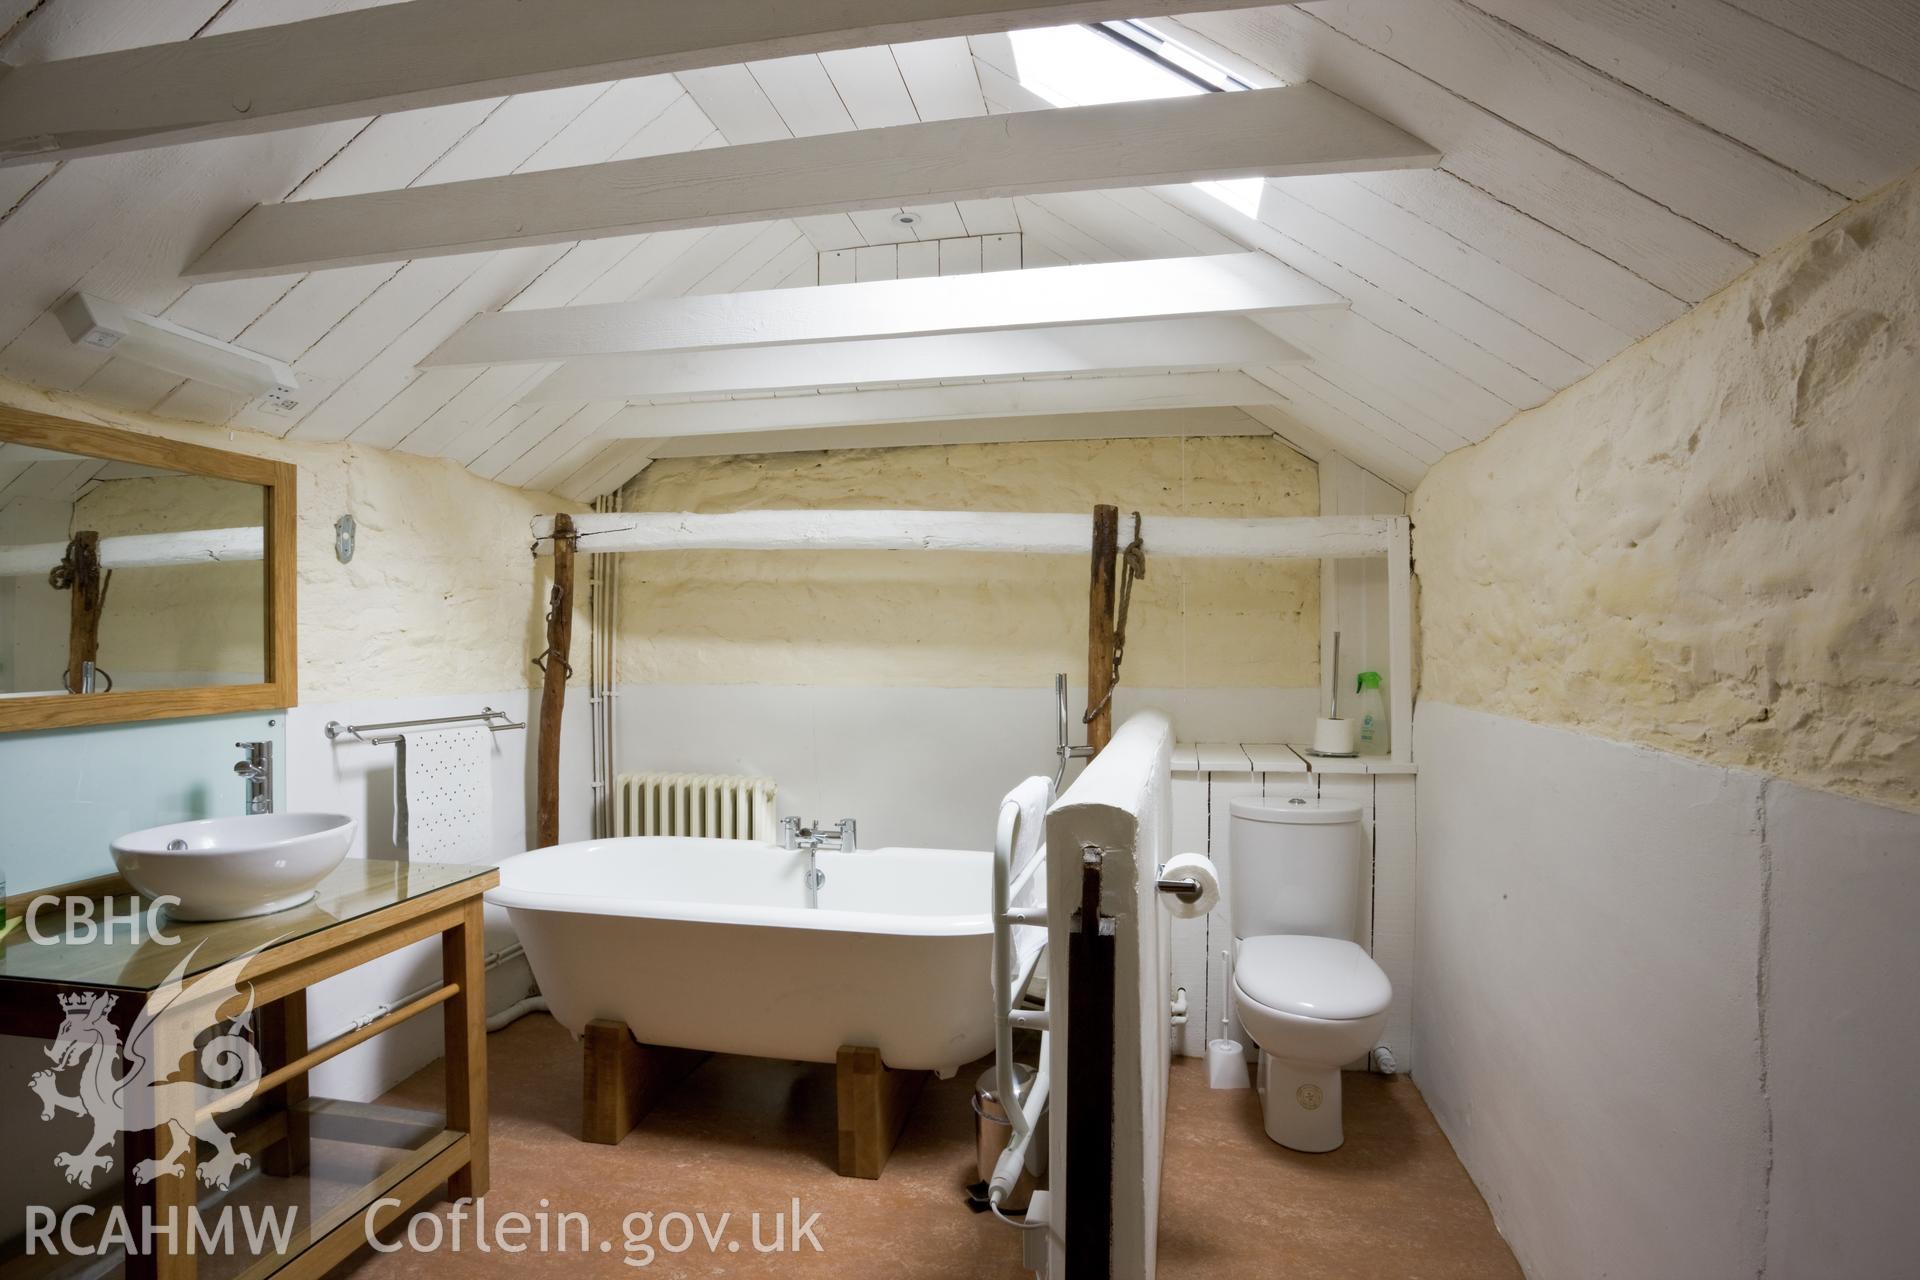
(1413, 171, 1920, 810)
(618, 435, 1320, 688)
(0, 378, 584, 703)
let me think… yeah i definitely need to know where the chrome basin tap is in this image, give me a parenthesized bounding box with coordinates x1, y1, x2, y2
(233, 741, 273, 815)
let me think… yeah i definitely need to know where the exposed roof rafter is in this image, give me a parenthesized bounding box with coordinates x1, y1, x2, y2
(183, 87, 1440, 282)
(522, 317, 1307, 403)
(599, 371, 1279, 439)
(0, 0, 1294, 167)
(429, 252, 1344, 367)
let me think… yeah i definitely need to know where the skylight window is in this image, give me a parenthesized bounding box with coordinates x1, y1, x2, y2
(1004, 22, 1266, 217)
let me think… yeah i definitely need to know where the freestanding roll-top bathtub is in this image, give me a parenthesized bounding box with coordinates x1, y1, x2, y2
(489, 837, 998, 1077)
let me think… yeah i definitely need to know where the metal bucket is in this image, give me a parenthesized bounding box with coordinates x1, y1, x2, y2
(972, 1064, 1043, 1211)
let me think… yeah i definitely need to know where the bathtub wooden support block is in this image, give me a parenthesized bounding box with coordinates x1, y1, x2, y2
(835, 1044, 927, 1180)
(582, 1020, 706, 1145)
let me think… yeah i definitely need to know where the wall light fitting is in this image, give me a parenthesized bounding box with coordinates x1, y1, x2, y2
(54, 292, 299, 403)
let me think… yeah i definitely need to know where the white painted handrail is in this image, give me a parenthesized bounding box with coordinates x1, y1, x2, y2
(532, 511, 1400, 559)
(0, 526, 264, 577)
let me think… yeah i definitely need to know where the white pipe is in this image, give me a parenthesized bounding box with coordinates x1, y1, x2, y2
(531, 511, 1401, 560)
(0, 526, 264, 576)
(336, 942, 531, 1038)
(487, 995, 549, 1032)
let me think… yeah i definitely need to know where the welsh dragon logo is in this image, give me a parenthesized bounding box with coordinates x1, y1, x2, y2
(29, 946, 265, 1191)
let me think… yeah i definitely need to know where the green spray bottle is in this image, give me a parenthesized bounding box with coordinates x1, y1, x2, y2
(1355, 671, 1388, 756)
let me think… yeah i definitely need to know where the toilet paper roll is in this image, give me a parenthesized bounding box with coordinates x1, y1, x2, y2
(1159, 852, 1221, 918)
(1313, 716, 1356, 755)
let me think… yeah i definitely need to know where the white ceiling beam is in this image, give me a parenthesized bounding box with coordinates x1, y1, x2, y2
(647, 406, 1273, 458)
(0, 0, 1294, 167)
(520, 317, 1308, 403)
(598, 371, 1278, 438)
(429, 253, 1344, 368)
(184, 87, 1440, 281)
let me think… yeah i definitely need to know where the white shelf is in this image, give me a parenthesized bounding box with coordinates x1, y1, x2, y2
(1174, 741, 1416, 775)
(1242, 742, 1309, 772)
(1286, 746, 1418, 775)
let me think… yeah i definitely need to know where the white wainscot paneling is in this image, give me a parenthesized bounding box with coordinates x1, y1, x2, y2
(613, 683, 1318, 851)
(1412, 701, 1768, 1280)
(1762, 781, 1920, 1280)
(281, 686, 592, 1101)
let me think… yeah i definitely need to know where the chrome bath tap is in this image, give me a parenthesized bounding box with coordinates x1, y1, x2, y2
(780, 817, 857, 898)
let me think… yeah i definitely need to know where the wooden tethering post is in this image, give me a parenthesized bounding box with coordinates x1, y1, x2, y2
(1085, 504, 1119, 754)
(52, 531, 108, 693)
(535, 513, 576, 848)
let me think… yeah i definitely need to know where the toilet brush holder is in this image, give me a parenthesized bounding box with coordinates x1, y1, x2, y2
(1206, 1039, 1251, 1090)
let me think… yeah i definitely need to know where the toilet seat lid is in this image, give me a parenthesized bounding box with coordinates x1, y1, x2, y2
(1236, 935, 1391, 1021)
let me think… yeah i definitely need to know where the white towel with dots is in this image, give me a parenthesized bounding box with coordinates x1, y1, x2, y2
(393, 726, 493, 864)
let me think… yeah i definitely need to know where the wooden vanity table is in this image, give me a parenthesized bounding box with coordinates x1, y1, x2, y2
(0, 859, 499, 1280)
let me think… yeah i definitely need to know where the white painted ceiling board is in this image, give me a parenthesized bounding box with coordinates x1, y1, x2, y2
(427, 252, 1344, 366)
(157, 79, 703, 430)
(274, 84, 721, 441)
(1255, 180, 1593, 389)
(184, 86, 1441, 280)
(1171, 7, 1755, 302)
(490, 402, 626, 488)
(1309, 0, 1845, 254)
(1277, 174, 1632, 366)
(955, 198, 1021, 236)
(1254, 308, 1510, 446)
(890, 37, 988, 120)
(819, 46, 921, 129)
(1351, 168, 1688, 339)
(1719, 0, 1920, 95)
(1240, 378, 1429, 493)
(1152, 185, 1545, 412)
(747, 55, 857, 136)
(1471, 0, 1920, 197)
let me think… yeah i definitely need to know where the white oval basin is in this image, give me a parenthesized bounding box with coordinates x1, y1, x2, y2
(111, 813, 357, 921)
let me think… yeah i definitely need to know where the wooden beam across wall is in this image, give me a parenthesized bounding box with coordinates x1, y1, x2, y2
(599, 371, 1281, 438)
(183, 88, 1439, 282)
(430, 253, 1343, 367)
(0, 0, 1296, 167)
(529, 511, 1404, 560)
(521, 318, 1309, 403)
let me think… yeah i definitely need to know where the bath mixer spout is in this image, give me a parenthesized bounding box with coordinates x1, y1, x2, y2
(781, 817, 857, 903)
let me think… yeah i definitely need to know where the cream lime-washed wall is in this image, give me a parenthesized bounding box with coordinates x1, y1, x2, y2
(1412, 170, 1920, 812)
(617, 434, 1320, 688)
(0, 376, 585, 700)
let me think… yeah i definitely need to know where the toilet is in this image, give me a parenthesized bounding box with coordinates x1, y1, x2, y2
(1227, 797, 1392, 1153)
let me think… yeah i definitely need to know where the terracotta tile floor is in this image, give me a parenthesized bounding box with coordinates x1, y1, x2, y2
(333, 1014, 1519, 1278)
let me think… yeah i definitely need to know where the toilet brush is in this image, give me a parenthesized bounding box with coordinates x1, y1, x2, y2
(1206, 949, 1251, 1090)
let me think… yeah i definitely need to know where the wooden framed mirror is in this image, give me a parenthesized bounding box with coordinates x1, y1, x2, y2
(0, 406, 296, 731)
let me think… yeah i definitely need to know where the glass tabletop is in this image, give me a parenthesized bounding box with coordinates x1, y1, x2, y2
(0, 859, 494, 991)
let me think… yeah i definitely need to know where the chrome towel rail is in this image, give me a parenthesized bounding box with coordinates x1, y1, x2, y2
(324, 707, 525, 747)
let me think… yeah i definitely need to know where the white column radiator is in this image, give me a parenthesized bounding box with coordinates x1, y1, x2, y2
(614, 773, 776, 840)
